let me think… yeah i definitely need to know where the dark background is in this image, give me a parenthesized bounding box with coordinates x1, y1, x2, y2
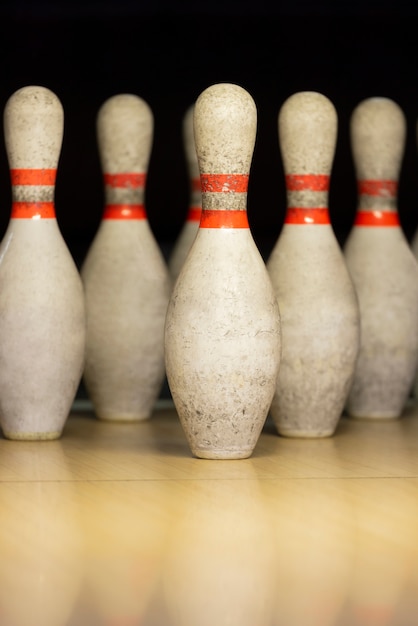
(0, 0, 418, 265)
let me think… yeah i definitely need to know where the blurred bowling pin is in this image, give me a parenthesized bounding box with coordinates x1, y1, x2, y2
(81, 93, 171, 421)
(267, 91, 360, 438)
(164, 83, 281, 460)
(0, 85, 86, 440)
(408, 119, 418, 401)
(168, 105, 202, 283)
(344, 97, 418, 419)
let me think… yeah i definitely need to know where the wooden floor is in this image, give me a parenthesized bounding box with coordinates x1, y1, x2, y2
(1, 399, 418, 625)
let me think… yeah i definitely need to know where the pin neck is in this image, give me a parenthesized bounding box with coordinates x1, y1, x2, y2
(356, 178, 398, 214)
(285, 173, 330, 222)
(103, 173, 146, 188)
(103, 172, 146, 206)
(357, 179, 398, 197)
(200, 173, 249, 193)
(284, 207, 330, 225)
(10, 168, 57, 209)
(11, 201, 56, 219)
(102, 205, 147, 220)
(10, 168, 57, 186)
(354, 211, 400, 227)
(199, 209, 249, 229)
(191, 177, 201, 192)
(285, 174, 329, 191)
(200, 173, 249, 213)
(186, 207, 202, 222)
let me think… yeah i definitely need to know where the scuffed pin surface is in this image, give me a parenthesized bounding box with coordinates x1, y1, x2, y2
(81, 93, 172, 422)
(0, 85, 86, 439)
(344, 97, 418, 418)
(164, 83, 282, 460)
(267, 91, 361, 437)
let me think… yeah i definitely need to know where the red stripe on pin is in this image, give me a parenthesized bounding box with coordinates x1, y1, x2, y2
(358, 179, 397, 197)
(355, 210, 400, 226)
(103, 173, 146, 189)
(103, 204, 147, 220)
(286, 174, 329, 191)
(11, 201, 55, 219)
(200, 209, 249, 228)
(187, 207, 202, 222)
(200, 173, 248, 193)
(10, 169, 57, 186)
(191, 177, 201, 192)
(285, 207, 330, 225)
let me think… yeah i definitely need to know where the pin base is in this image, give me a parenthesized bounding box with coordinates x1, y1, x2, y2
(277, 428, 336, 439)
(192, 447, 254, 460)
(95, 412, 151, 423)
(2, 430, 62, 441)
(346, 412, 401, 420)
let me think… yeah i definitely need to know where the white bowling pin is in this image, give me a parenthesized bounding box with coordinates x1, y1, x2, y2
(0, 85, 86, 440)
(164, 82, 282, 460)
(408, 119, 418, 400)
(81, 93, 171, 421)
(266, 91, 360, 438)
(168, 104, 202, 283)
(344, 97, 418, 419)
(412, 233, 418, 258)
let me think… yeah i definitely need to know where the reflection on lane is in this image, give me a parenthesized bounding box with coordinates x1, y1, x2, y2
(0, 443, 84, 626)
(163, 466, 277, 626)
(266, 479, 354, 626)
(76, 479, 172, 624)
(1, 450, 418, 624)
(344, 479, 418, 626)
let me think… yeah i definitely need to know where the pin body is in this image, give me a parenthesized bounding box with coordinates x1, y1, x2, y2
(0, 86, 86, 440)
(168, 105, 202, 283)
(81, 94, 171, 421)
(411, 229, 418, 261)
(164, 83, 281, 460)
(344, 97, 418, 419)
(410, 224, 418, 399)
(267, 91, 360, 438)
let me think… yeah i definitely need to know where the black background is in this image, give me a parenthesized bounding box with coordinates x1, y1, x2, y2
(1, 0, 418, 265)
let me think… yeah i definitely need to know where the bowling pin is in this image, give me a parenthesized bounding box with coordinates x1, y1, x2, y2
(168, 105, 202, 283)
(408, 119, 418, 400)
(164, 83, 282, 460)
(344, 97, 418, 419)
(0, 85, 86, 440)
(81, 93, 171, 422)
(266, 91, 360, 438)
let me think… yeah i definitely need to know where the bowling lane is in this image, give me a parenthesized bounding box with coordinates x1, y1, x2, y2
(2, 400, 418, 481)
(1, 403, 418, 624)
(0, 473, 418, 624)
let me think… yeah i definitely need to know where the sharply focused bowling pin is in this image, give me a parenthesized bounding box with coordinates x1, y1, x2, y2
(0, 85, 86, 440)
(266, 91, 360, 438)
(168, 105, 202, 283)
(164, 83, 281, 460)
(344, 97, 418, 419)
(81, 94, 171, 421)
